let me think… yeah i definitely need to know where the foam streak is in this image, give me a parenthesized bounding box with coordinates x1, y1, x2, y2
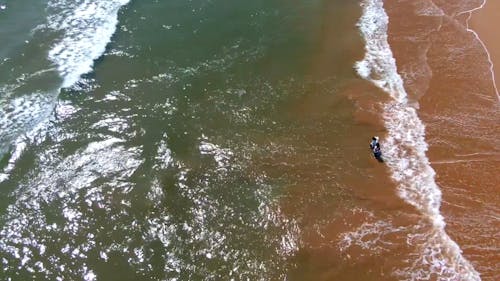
(356, 0, 481, 279)
(47, 0, 130, 88)
(0, 0, 130, 181)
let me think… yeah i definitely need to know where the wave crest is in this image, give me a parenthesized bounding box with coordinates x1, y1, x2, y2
(356, 0, 481, 280)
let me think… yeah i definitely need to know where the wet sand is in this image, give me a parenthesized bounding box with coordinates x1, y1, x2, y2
(470, 0, 500, 99)
(260, 0, 500, 279)
(385, 0, 500, 280)
(276, 1, 425, 280)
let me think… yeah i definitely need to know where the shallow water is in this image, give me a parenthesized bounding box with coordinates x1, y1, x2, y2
(0, 0, 497, 280)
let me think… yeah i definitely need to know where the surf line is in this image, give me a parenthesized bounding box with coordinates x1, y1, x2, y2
(457, 0, 500, 103)
(0, 0, 131, 184)
(356, 0, 481, 279)
(48, 0, 131, 88)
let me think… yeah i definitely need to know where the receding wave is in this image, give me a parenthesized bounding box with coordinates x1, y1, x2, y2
(355, 0, 481, 280)
(0, 0, 130, 182)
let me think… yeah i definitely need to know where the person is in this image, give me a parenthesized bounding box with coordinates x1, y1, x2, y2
(373, 142, 382, 159)
(369, 136, 379, 150)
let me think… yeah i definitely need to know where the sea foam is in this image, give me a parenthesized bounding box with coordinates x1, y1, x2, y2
(356, 0, 481, 280)
(47, 0, 130, 88)
(0, 0, 130, 182)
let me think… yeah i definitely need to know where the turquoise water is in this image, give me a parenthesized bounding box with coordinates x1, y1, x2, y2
(0, 1, 370, 280)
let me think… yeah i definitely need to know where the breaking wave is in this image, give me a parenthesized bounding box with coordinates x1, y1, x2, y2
(355, 0, 481, 280)
(47, 0, 130, 87)
(0, 0, 130, 182)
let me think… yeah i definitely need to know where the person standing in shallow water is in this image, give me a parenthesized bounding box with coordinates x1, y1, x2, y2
(373, 143, 382, 158)
(370, 136, 383, 161)
(370, 136, 379, 150)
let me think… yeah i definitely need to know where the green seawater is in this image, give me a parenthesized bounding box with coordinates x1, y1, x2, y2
(0, 1, 370, 280)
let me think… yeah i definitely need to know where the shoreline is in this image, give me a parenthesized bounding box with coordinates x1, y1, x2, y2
(468, 0, 500, 101)
(358, 0, 482, 280)
(384, 0, 500, 279)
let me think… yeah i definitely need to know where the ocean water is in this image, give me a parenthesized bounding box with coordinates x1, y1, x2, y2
(0, 0, 498, 280)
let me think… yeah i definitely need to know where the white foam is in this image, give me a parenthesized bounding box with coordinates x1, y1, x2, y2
(414, 0, 445, 17)
(1, 0, 130, 179)
(199, 135, 235, 171)
(339, 219, 404, 254)
(0, 98, 79, 183)
(46, 0, 130, 88)
(0, 93, 54, 140)
(0, 93, 55, 183)
(357, 0, 481, 279)
(91, 116, 130, 133)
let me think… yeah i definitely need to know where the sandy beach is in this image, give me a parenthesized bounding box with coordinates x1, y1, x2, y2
(470, 0, 500, 99)
(0, 1, 497, 280)
(385, 0, 500, 280)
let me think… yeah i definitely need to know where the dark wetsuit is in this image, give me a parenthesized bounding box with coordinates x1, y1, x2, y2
(373, 145, 381, 158)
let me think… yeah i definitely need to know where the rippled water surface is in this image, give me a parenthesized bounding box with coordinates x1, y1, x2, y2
(2, 0, 496, 280)
(0, 1, 365, 280)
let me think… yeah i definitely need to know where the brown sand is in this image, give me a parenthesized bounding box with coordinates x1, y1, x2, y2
(470, 0, 500, 98)
(385, 0, 500, 280)
(262, 0, 499, 280)
(261, 1, 423, 280)
(280, 0, 496, 279)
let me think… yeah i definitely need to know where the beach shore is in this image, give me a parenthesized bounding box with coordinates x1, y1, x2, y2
(385, 0, 500, 280)
(470, 0, 500, 98)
